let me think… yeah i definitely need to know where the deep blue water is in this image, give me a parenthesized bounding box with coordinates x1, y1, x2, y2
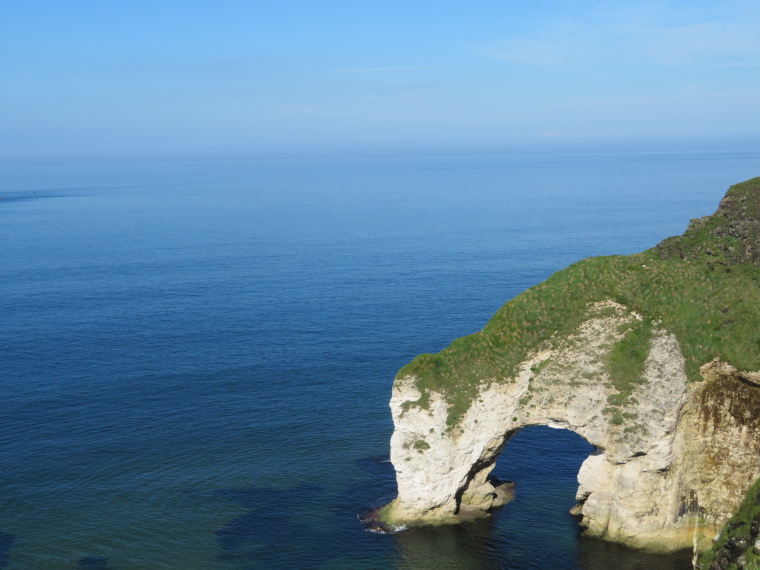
(2, 150, 759, 569)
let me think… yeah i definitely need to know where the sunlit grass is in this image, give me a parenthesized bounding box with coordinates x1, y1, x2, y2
(397, 178, 760, 427)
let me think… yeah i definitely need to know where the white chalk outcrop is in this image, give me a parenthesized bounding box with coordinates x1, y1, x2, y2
(380, 301, 760, 552)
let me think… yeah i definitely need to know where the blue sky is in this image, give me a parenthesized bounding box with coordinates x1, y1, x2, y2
(2, 0, 760, 158)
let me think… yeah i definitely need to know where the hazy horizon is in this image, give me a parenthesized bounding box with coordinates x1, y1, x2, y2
(2, 1, 760, 160)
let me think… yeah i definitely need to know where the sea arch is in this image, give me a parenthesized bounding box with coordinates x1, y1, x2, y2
(378, 306, 760, 552)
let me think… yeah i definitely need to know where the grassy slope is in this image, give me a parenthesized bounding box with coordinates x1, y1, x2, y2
(397, 178, 760, 427)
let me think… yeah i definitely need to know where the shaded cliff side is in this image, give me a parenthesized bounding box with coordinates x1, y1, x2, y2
(698, 477, 760, 569)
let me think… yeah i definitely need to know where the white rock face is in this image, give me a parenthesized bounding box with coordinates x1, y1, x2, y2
(381, 301, 760, 552)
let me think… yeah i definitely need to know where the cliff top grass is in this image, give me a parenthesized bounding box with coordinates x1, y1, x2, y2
(397, 177, 760, 427)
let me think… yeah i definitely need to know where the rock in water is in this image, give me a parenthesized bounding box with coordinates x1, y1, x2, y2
(376, 178, 760, 553)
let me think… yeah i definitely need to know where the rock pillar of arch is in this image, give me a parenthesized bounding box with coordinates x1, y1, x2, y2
(377, 305, 760, 552)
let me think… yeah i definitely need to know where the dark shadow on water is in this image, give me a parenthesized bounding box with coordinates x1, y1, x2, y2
(387, 516, 692, 570)
(213, 485, 325, 569)
(577, 536, 692, 570)
(392, 519, 496, 570)
(77, 556, 110, 569)
(203, 456, 399, 570)
(0, 533, 13, 568)
(326, 455, 402, 567)
(353, 454, 397, 511)
(203, 450, 693, 569)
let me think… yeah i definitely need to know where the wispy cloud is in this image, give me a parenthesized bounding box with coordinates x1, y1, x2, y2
(484, 37, 591, 66)
(625, 22, 760, 65)
(330, 67, 431, 73)
(274, 105, 314, 115)
(480, 8, 760, 67)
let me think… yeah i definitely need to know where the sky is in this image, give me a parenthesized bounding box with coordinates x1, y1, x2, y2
(2, 0, 760, 158)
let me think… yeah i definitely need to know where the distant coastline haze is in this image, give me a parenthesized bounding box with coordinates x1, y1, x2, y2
(2, 0, 760, 159)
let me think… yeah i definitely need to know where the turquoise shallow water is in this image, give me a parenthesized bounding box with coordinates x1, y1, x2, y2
(2, 150, 759, 568)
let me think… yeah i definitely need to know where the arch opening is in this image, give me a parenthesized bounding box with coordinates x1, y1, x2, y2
(463, 425, 694, 569)
(488, 425, 594, 522)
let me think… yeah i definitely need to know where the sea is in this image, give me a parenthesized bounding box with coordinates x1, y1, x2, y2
(2, 148, 759, 569)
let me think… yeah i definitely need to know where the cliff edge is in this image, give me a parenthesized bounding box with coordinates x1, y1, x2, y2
(376, 177, 760, 552)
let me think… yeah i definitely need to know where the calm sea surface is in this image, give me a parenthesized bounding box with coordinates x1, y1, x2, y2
(2, 150, 760, 569)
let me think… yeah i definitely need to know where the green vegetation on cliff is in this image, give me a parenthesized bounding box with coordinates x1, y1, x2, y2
(698, 477, 760, 569)
(397, 177, 760, 427)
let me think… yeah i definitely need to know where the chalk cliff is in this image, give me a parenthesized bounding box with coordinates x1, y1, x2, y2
(376, 178, 760, 552)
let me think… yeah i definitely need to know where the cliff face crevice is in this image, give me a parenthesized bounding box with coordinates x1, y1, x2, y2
(378, 178, 760, 552)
